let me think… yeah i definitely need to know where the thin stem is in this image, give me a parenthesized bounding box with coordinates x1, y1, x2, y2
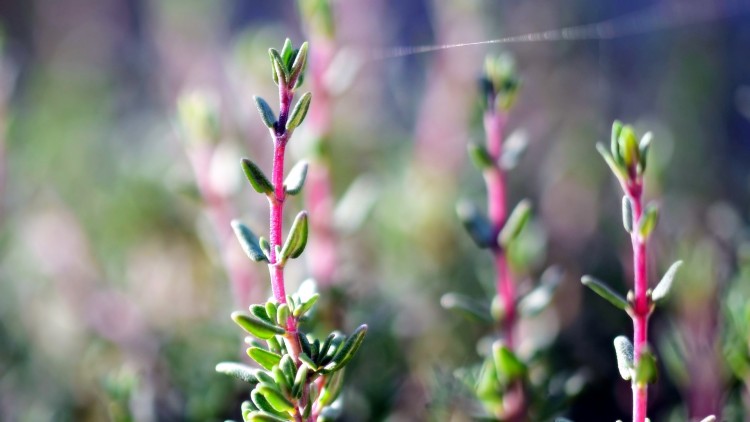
(483, 110, 516, 349)
(628, 184, 649, 422)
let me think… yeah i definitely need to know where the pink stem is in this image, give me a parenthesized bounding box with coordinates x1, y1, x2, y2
(628, 184, 649, 422)
(483, 111, 516, 348)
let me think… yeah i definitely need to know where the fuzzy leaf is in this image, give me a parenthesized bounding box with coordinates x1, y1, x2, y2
(264, 302, 278, 323)
(286, 92, 312, 131)
(517, 266, 562, 317)
(440, 293, 492, 323)
(289, 41, 309, 87)
(253, 96, 276, 129)
(247, 410, 287, 422)
(293, 293, 319, 318)
(280, 211, 309, 260)
(276, 304, 290, 326)
(498, 199, 532, 247)
(492, 341, 526, 381)
(467, 142, 494, 170)
(637, 203, 659, 239)
(258, 385, 294, 412)
(251, 389, 289, 419)
(596, 143, 627, 181)
(268, 48, 287, 85)
(241, 158, 274, 195)
(215, 362, 259, 384)
(618, 125, 640, 170)
(292, 364, 308, 399)
(298, 352, 317, 371)
(254, 370, 277, 387)
(324, 324, 368, 373)
(651, 260, 683, 304)
(247, 347, 283, 370)
(283, 161, 308, 196)
(639, 132, 652, 174)
(232, 311, 285, 339)
(456, 201, 494, 248)
(318, 370, 344, 406)
(613, 336, 635, 380)
(698, 416, 716, 422)
(231, 221, 268, 262)
(611, 120, 624, 164)
(250, 304, 272, 323)
(280, 39, 294, 68)
(581, 276, 628, 310)
(635, 348, 658, 386)
(280, 355, 296, 386)
(622, 196, 634, 233)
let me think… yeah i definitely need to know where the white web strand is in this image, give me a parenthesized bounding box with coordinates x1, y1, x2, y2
(371, 1, 748, 60)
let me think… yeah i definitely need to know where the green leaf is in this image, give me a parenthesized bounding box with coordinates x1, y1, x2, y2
(280, 211, 309, 260)
(635, 348, 658, 386)
(258, 385, 295, 412)
(581, 276, 628, 310)
(247, 347, 283, 370)
(268, 48, 287, 85)
(622, 196, 634, 233)
(440, 293, 492, 323)
(276, 304, 290, 326)
(280, 39, 294, 68)
(283, 161, 308, 195)
(254, 370, 277, 387)
(638, 132, 652, 174)
(258, 237, 271, 259)
(318, 370, 344, 406)
(280, 355, 296, 386)
(292, 365, 308, 399)
(517, 266, 562, 317)
(613, 336, 635, 381)
(492, 341, 526, 381)
(298, 352, 317, 371)
(251, 389, 290, 419)
(241, 400, 255, 420)
(618, 125, 640, 170)
(289, 41, 309, 88)
(241, 158, 274, 195)
(232, 311, 285, 339)
(293, 293, 319, 318)
(253, 96, 276, 129)
(250, 304, 272, 323)
(297, 332, 312, 357)
(232, 221, 269, 262)
(286, 92, 312, 131)
(324, 324, 368, 373)
(264, 302, 278, 323)
(611, 120, 624, 165)
(215, 362, 259, 384)
(467, 142, 494, 170)
(651, 260, 683, 304)
(637, 203, 659, 239)
(456, 201, 494, 249)
(247, 410, 288, 421)
(596, 143, 627, 181)
(498, 199, 532, 247)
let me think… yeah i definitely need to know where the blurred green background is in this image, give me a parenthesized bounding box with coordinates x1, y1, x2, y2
(1, 0, 749, 421)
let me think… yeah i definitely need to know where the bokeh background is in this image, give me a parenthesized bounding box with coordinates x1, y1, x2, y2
(1, 0, 749, 421)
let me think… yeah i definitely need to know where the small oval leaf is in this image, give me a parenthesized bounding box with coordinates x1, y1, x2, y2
(232, 311, 285, 339)
(613, 335, 635, 381)
(241, 158, 274, 195)
(651, 260, 683, 304)
(581, 276, 628, 310)
(286, 92, 312, 131)
(280, 211, 309, 260)
(253, 96, 276, 129)
(215, 362, 259, 384)
(283, 161, 308, 195)
(247, 347, 283, 370)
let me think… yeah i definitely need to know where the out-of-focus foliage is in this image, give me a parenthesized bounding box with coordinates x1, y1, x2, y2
(0, 0, 748, 421)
